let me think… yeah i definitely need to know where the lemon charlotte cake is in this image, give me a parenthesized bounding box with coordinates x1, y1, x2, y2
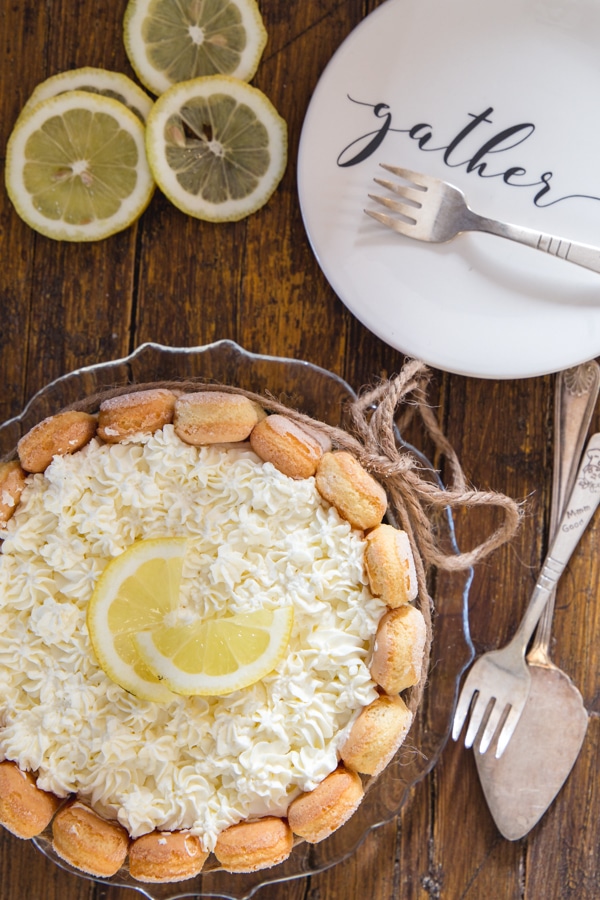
(0, 387, 426, 882)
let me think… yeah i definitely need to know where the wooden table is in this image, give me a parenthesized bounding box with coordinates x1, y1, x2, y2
(1, 1, 598, 897)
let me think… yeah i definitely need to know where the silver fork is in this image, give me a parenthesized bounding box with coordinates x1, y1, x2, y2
(366, 165, 600, 275)
(452, 431, 600, 758)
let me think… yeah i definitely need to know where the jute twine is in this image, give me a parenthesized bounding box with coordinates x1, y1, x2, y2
(65, 359, 521, 718)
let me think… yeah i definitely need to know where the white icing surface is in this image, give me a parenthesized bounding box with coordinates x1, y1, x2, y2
(0, 426, 384, 850)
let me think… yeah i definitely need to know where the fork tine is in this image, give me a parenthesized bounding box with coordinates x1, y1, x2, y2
(464, 693, 492, 749)
(452, 681, 477, 741)
(364, 207, 414, 235)
(372, 177, 426, 207)
(368, 193, 418, 223)
(379, 164, 432, 190)
(478, 700, 509, 755)
(494, 705, 524, 759)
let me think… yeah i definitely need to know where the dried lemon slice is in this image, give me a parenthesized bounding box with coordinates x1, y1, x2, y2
(5, 90, 155, 242)
(123, 0, 267, 95)
(86, 537, 187, 702)
(145, 75, 287, 221)
(17, 67, 154, 124)
(135, 606, 294, 696)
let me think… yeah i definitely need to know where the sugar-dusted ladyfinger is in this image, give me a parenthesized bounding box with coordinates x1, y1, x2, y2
(97, 388, 176, 443)
(315, 451, 387, 530)
(365, 524, 418, 607)
(370, 605, 427, 694)
(287, 765, 363, 843)
(129, 830, 208, 883)
(250, 414, 324, 478)
(0, 761, 61, 838)
(214, 816, 293, 872)
(174, 391, 262, 445)
(17, 410, 97, 473)
(0, 461, 27, 527)
(52, 801, 129, 877)
(340, 694, 413, 777)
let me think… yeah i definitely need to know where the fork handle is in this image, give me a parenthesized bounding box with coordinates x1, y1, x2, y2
(511, 432, 600, 651)
(474, 215, 600, 275)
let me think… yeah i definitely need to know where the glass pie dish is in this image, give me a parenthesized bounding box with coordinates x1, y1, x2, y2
(0, 341, 473, 900)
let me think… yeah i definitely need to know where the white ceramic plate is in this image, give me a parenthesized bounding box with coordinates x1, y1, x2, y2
(298, 0, 600, 379)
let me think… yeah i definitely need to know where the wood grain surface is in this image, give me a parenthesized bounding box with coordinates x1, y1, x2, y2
(1, 1, 598, 898)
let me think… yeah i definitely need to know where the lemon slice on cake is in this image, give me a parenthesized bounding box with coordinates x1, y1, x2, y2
(123, 0, 268, 95)
(145, 75, 287, 221)
(135, 605, 294, 696)
(5, 90, 154, 242)
(87, 537, 187, 702)
(17, 67, 154, 124)
(87, 536, 294, 700)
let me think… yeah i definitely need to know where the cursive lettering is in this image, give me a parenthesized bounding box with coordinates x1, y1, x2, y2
(566, 504, 591, 518)
(337, 98, 600, 209)
(562, 518, 584, 532)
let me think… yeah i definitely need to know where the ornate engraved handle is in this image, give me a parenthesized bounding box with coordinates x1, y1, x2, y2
(512, 432, 600, 651)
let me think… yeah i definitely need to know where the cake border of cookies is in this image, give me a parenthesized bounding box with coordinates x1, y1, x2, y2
(0, 383, 428, 883)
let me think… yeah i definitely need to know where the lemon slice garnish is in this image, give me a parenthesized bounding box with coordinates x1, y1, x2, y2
(135, 605, 294, 696)
(87, 536, 294, 700)
(5, 90, 155, 242)
(17, 67, 154, 124)
(145, 74, 287, 222)
(87, 537, 187, 702)
(123, 0, 268, 95)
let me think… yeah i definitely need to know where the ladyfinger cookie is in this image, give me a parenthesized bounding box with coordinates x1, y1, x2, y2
(52, 801, 129, 877)
(340, 694, 413, 777)
(249, 414, 324, 478)
(287, 766, 363, 843)
(299, 422, 332, 454)
(214, 816, 293, 872)
(129, 830, 208, 883)
(17, 410, 97, 474)
(315, 451, 387, 530)
(0, 460, 27, 527)
(174, 391, 262, 445)
(364, 524, 418, 607)
(97, 388, 176, 443)
(370, 605, 427, 694)
(0, 761, 61, 839)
